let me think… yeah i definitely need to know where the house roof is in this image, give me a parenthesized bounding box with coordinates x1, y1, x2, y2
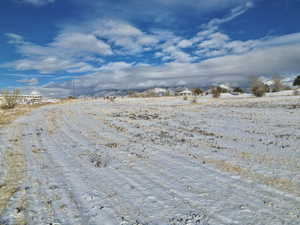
(179, 89, 192, 94)
(219, 84, 232, 90)
(150, 88, 167, 93)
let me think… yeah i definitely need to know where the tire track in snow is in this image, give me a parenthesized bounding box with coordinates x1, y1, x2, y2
(25, 114, 89, 225)
(1, 100, 299, 225)
(43, 108, 142, 224)
(89, 104, 300, 224)
(51, 103, 300, 224)
(46, 104, 213, 223)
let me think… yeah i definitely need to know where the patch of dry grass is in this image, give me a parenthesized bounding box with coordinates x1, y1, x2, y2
(45, 109, 60, 135)
(0, 130, 26, 216)
(0, 103, 51, 126)
(204, 158, 300, 196)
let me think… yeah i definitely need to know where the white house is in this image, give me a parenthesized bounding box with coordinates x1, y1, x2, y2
(19, 91, 42, 104)
(0, 90, 43, 105)
(146, 88, 168, 97)
(219, 84, 233, 92)
(178, 89, 193, 96)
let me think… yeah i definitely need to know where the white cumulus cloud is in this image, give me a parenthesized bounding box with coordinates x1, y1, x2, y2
(16, 0, 55, 6)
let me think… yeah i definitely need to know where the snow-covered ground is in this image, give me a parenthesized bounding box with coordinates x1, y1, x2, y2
(0, 95, 300, 225)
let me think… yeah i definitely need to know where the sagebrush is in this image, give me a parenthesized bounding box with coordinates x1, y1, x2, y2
(1, 89, 20, 109)
(251, 78, 266, 97)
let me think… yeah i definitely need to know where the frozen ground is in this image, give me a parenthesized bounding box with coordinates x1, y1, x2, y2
(0, 95, 300, 225)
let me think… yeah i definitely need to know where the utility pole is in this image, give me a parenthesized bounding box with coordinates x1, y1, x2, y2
(72, 80, 76, 97)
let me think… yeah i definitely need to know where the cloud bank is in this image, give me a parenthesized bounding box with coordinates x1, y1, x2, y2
(16, 0, 55, 6)
(3, 0, 300, 96)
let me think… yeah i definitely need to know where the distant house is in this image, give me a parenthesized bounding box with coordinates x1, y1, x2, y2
(146, 88, 168, 97)
(19, 91, 42, 104)
(165, 89, 175, 96)
(0, 90, 43, 105)
(218, 84, 233, 92)
(205, 84, 233, 95)
(12, 91, 42, 104)
(152, 88, 168, 96)
(178, 89, 193, 96)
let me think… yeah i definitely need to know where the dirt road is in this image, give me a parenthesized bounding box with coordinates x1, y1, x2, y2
(1, 97, 300, 225)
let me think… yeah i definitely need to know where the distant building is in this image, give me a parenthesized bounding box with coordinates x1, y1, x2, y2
(205, 84, 233, 95)
(0, 90, 43, 105)
(145, 88, 168, 97)
(218, 84, 233, 92)
(152, 88, 168, 96)
(18, 91, 42, 104)
(178, 89, 193, 96)
(165, 89, 175, 96)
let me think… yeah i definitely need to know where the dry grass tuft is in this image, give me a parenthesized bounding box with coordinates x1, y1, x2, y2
(212, 87, 222, 98)
(204, 158, 300, 196)
(0, 133, 25, 215)
(105, 143, 119, 148)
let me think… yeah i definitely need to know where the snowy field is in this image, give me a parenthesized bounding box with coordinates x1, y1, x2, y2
(0, 95, 300, 225)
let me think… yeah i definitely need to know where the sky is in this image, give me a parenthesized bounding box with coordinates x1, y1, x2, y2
(1, 0, 300, 96)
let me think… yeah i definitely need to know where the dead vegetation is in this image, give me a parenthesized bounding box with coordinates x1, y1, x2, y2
(0, 106, 32, 126)
(203, 158, 300, 196)
(105, 143, 119, 148)
(211, 87, 222, 98)
(0, 89, 20, 110)
(251, 77, 267, 97)
(112, 111, 160, 120)
(0, 104, 49, 126)
(191, 127, 216, 136)
(0, 130, 26, 216)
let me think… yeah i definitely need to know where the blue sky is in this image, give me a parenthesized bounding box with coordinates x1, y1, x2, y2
(1, 0, 300, 96)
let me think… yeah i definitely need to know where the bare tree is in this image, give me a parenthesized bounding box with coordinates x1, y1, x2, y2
(293, 75, 300, 86)
(1, 89, 20, 109)
(272, 77, 285, 92)
(250, 77, 266, 97)
(212, 87, 222, 98)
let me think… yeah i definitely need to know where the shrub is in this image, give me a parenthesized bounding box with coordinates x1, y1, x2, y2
(109, 96, 116, 102)
(183, 96, 188, 101)
(192, 88, 203, 96)
(233, 87, 244, 93)
(272, 78, 285, 92)
(212, 87, 221, 98)
(252, 85, 266, 97)
(264, 84, 271, 93)
(293, 76, 300, 86)
(1, 89, 20, 109)
(127, 90, 135, 96)
(252, 86, 266, 97)
(128, 91, 138, 97)
(251, 78, 267, 97)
